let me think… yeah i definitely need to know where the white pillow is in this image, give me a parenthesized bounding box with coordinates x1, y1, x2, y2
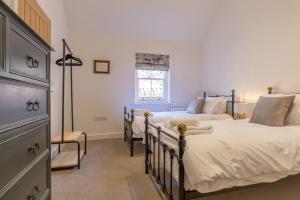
(202, 99, 218, 114)
(218, 98, 228, 114)
(263, 94, 300, 125)
(203, 97, 227, 114)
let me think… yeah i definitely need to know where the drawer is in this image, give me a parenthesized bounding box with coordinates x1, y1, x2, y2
(0, 123, 49, 190)
(1, 155, 50, 200)
(0, 13, 4, 71)
(0, 80, 48, 128)
(8, 22, 49, 82)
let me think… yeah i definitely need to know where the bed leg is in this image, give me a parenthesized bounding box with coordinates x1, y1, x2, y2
(144, 112, 149, 174)
(231, 89, 235, 118)
(177, 124, 187, 200)
(129, 109, 135, 156)
(82, 132, 87, 155)
(76, 141, 81, 169)
(130, 140, 134, 157)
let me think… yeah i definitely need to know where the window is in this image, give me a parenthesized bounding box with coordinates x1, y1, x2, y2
(135, 70, 169, 103)
(135, 53, 170, 103)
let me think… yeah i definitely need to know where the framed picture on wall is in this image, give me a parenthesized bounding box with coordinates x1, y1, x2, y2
(94, 60, 110, 74)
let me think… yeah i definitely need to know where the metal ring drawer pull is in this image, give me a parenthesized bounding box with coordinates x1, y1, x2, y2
(26, 101, 33, 111)
(26, 101, 40, 111)
(26, 56, 40, 68)
(33, 101, 40, 111)
(26, 185, 40, 200)
(28, 143, 40, 154)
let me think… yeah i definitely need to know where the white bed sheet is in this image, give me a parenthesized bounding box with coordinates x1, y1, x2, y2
(132, 111, 233, 138)
(154, 120, 300, 193)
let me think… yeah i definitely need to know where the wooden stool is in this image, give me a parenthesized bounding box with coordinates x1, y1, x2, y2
(51, 131, 87, 170)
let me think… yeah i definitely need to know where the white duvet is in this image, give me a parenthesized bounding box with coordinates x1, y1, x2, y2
(132, 111, 233, 138)
(154, 120, 300, 193)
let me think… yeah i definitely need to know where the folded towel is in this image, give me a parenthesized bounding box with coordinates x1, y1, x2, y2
(171, 126, 213, 136)
(185, 124, 212, 130)
(167, 118, 200, 127)
(164, 119, 213, 136)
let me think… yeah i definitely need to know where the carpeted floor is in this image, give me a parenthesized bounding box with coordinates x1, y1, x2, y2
(51, 139, 161, 200)
(52, 139, 300, 200)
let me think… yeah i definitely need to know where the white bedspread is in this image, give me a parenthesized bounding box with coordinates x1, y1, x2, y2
(155, 120, 300, 193)
(132, 111, 232, 138)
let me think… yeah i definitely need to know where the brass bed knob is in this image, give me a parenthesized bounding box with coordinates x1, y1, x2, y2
(177, 124, 187, 136)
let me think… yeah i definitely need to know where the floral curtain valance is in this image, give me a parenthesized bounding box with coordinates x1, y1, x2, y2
(136, 53, 169, 71)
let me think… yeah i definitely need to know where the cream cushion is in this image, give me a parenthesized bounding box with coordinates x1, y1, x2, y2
(263, 94, 300, 125)
(250, 96, 295, 126)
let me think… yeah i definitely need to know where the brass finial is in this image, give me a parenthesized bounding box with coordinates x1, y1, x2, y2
(267, 87, 273, 94)
(177, 124, 187, 136)
(144, 112, 150, 118)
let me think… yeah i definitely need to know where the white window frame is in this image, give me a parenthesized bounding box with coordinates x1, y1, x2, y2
(135, 70, 170, 104)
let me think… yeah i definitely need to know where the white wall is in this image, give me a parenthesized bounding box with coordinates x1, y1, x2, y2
(199, 0, 300, 102)
(69, 31, 202, 139)
(36, 0, 70, 136)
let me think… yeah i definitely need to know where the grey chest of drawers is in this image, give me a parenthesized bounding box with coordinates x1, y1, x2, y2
(0, 2, 52, 200)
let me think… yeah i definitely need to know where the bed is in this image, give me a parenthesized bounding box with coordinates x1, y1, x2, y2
(124, 90, 235, 156)
(144, 90, 300, 200)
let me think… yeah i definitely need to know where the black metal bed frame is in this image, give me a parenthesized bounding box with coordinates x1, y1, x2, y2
(123, 90, 235, 157)
(143, 90, 236, 199)
(145, 113, 186, 199)
(145, 115, 300, 200)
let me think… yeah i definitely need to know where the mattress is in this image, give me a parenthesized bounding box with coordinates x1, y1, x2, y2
(132, 111, 233, 138)
(153, 120, 300, 193)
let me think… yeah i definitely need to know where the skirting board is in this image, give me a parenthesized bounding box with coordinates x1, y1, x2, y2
(51, 132, 123, 143)
(50, 132, 122, 159)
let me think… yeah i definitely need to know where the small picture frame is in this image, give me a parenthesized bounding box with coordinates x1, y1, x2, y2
(94, 60, 110, 74)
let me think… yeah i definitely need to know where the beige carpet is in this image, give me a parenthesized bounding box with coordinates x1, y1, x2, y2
(52, 139, 300, 200)
(51, 139, 161, 200)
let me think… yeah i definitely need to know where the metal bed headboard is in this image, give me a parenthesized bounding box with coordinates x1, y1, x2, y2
(203, 89, 235, 118)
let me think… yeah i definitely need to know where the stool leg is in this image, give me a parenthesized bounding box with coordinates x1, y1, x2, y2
(84, 132, 87, 155)
(75, 141, 81, 169)
(81, 132, 87, 155)
(130, 140, 134, 157)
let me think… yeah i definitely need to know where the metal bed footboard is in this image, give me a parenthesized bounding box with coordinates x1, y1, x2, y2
(124, 107, 143, 156)
(144, 112, 187, 200)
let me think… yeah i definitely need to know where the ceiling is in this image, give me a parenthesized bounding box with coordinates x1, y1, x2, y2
(62, 0, 220, 43)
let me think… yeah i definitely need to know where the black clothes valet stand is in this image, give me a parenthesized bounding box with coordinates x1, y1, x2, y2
(51, 39, 87, 170)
